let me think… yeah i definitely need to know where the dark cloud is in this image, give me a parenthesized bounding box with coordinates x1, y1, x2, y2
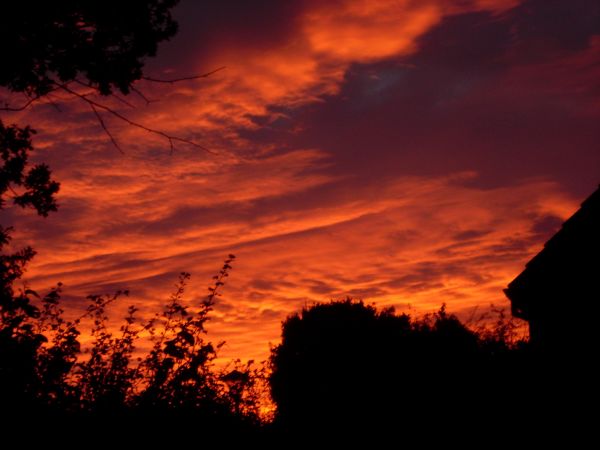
(248, 278, 298, 292)
(382, 261, 454, 290)
(246, 0, 600, 197)
(343, 286, 389, 299)
(452, 229, 492, 241)
(148, 0, 306, 71)
(530, 214, 564, 239)
(510, 0, 600, 60)
(301, 278, 337, 295)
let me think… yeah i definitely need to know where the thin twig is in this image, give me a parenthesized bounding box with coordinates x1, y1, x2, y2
(130, 86, 155, 105)
(42, 93, 63, 112)
(57, 83, 217, 155)
(1, 93, 43, 111)
(0, 85, 65, 111)
(74, 78, 135, 109)
(142, 66, 226, 84)
(8, 184, 20, 197)
(111, 93, 136, 109)
(89, 103, 124, 154)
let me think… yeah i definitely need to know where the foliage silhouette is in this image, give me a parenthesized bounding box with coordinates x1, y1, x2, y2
(0, 0, 182, 308)
(0, 119, 62, 414)
(1, 120, 60, 323)
(1, 271, 580, 441)
(1, 4, 254, 437)
(0, 1, 216, 154)
(0, 121, 59, 217)
(269, 298, 543, 436)
(0, 253, 268, 438)
(0, 1, 178, 98)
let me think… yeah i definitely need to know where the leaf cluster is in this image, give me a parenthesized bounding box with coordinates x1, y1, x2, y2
(0, 1, 179, 97)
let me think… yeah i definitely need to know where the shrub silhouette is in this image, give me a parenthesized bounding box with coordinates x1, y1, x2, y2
(1, 274, 580, 441)
(2, 82, 265, 436)
(269, 298, 534, 435)
(0, 253, 267, 437)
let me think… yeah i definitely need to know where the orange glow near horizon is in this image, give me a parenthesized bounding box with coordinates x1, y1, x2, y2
(2, 0, 599, 363)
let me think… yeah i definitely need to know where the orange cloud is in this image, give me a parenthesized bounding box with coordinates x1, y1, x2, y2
(303, 1, 441, 62)
(5, 0, 597, 365)
(114, 0, 520, 140)
(14, 169, 577, 362)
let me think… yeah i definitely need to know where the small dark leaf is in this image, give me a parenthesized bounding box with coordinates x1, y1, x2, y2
(178, 330, 195, 346)
(24, 289, 40, 298)
(164, 340, 185, 358)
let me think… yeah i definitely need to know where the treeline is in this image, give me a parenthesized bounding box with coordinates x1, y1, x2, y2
(1, 253, 562, 440)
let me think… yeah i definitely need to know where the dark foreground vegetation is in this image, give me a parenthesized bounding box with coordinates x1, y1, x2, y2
(1, 255, 587, 441)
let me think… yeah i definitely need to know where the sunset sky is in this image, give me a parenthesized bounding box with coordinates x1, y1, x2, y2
(3, 0, 599, 362)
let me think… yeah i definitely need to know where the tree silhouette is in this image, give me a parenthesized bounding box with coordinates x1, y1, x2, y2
(1, 120, 61, 412)
(0, 0, 182, 255)
(0, 5, 263, 434)
(0, 0, 218, 155)
(0, 0, 186, 338)
(1, 120, 59, 219)
(269, 299, 534, 436)
(0, 1, 178, 99)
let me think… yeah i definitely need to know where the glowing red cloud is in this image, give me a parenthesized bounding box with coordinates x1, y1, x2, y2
(3, 0, 598, 363)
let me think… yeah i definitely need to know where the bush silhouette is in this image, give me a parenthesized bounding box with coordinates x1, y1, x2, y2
(0, 253, 269, 438)
(269, 298, 533, 435)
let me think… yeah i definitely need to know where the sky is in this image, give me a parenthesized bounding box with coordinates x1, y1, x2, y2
(3, 0, 600, 363)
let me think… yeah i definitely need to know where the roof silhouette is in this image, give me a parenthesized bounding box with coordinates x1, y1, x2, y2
(504, 185, 600, 349)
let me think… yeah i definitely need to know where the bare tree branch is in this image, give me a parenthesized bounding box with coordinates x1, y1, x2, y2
(141, 66, 226, 84)
(111, 94, 137, 109)
(1, 67, 224, 111)
(89, 103, 124, 154)
(74, 79, 136, 109)
(56, 83, 217, 155)
(1, 90, 51, 111)
(130, 86, 155, 105)
(2, 68, 224, 155)
(38, 91, 64, 113)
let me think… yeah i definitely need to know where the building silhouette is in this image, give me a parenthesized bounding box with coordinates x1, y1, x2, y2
(504, 186, 600, 352)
